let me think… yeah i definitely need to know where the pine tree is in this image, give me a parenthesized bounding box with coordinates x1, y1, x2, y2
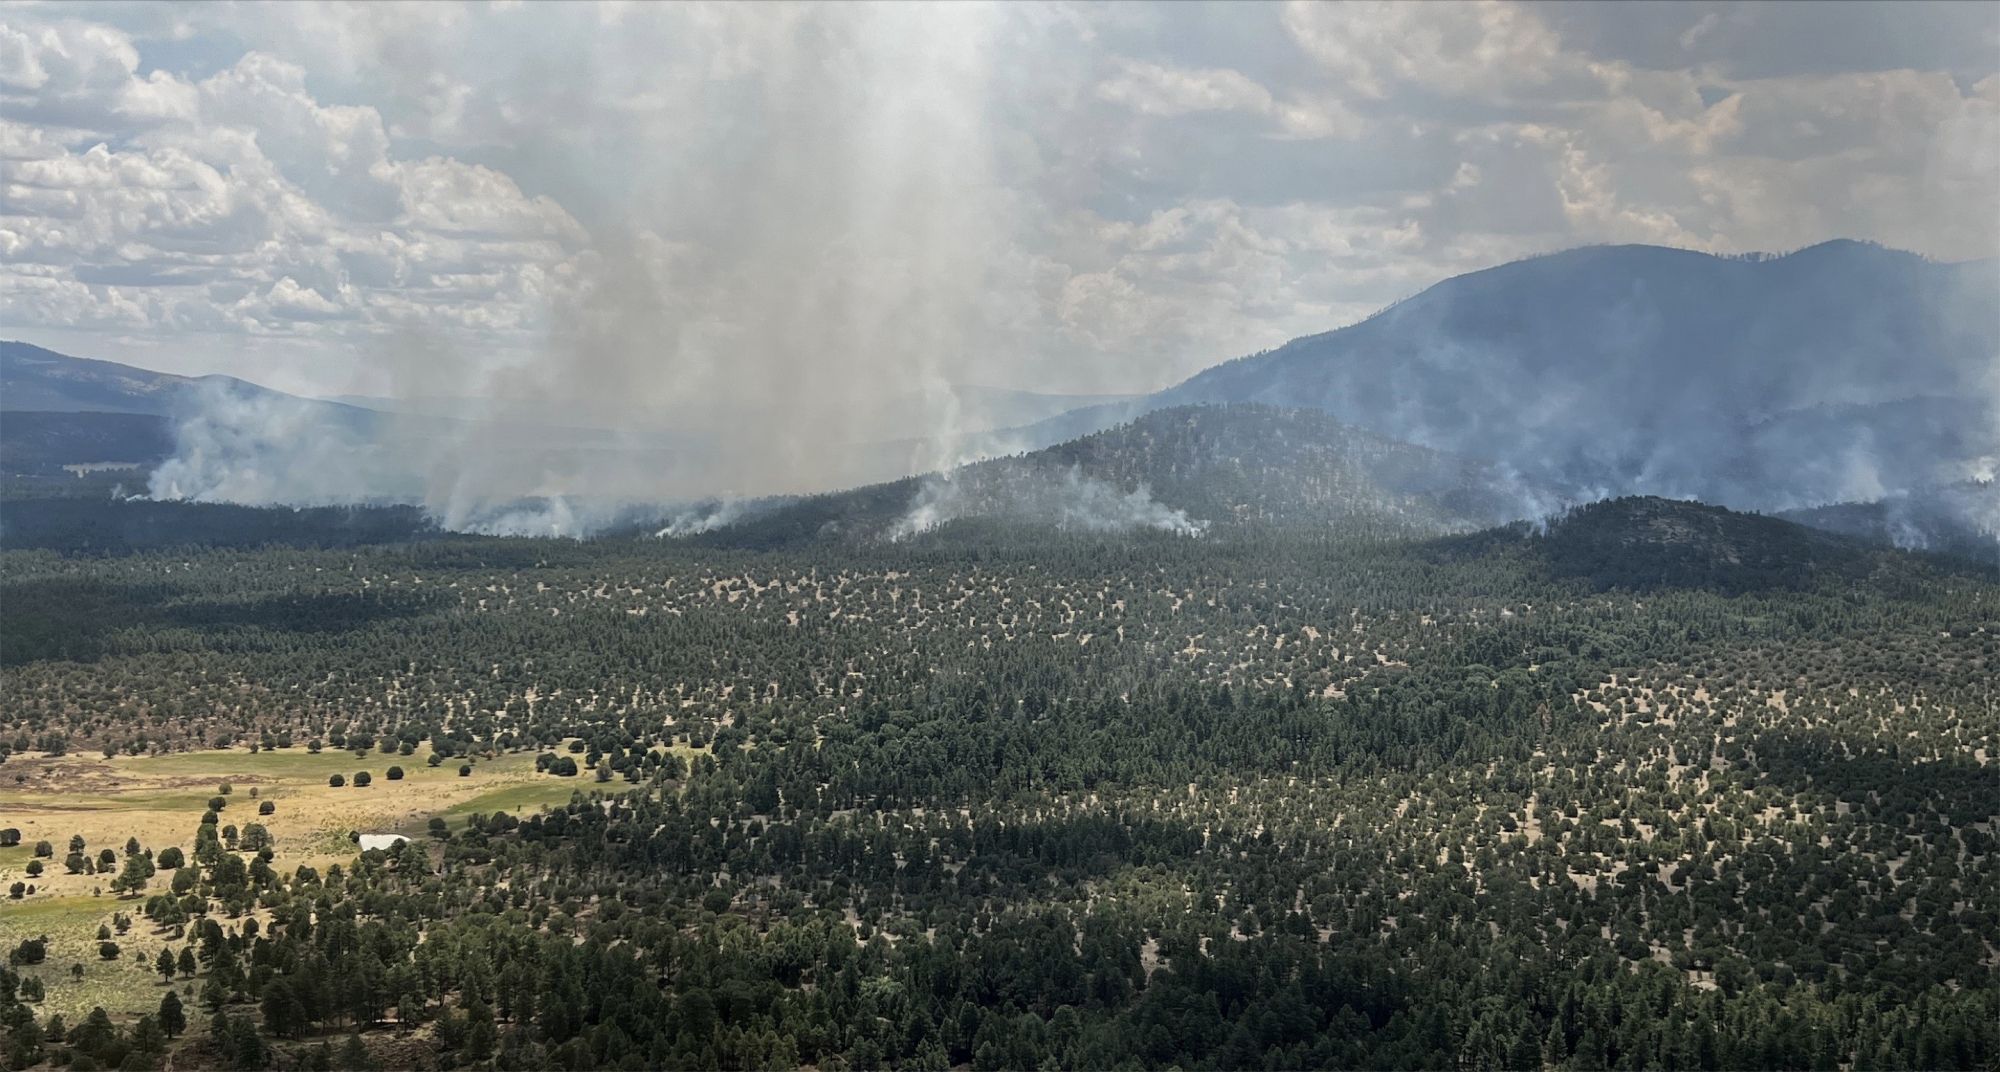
(334, 1034, 375, 1072)
(131, 1014, 167, 1055)
(159, 991, 186, 1038)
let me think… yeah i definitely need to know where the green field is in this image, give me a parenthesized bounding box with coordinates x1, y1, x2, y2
(0, 742, 588, 1024)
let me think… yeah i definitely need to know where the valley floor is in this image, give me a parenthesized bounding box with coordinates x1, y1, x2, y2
(0, 513, 1994, 1070)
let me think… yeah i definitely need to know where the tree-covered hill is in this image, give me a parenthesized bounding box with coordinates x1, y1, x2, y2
(700, 403, 1559, 548)
(1003, 242, 1996, 518)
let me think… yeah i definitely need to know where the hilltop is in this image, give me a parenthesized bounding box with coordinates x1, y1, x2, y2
(695, 403, 1560, 548)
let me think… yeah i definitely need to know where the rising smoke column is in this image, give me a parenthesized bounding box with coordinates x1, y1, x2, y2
(152, 4, 1047, 532)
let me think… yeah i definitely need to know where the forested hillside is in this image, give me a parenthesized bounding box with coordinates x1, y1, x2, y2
(702, 404, 1557, 548)
(0, 499, 1994, 1070)
(1135, 242, 1997, 516)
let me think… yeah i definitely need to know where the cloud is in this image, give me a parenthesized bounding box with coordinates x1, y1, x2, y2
(0, 1, 1992, 516)
(1095, 55, 1366, 142)
(1097, 58, 1274, 116)
(0, 19, 591, 349)
(1283, 0, 1577, 101)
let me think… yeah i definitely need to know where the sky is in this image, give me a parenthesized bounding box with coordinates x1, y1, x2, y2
(2, 0, 1996, 413)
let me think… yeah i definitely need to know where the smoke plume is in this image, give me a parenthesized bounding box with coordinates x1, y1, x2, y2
(151, 5, 1039, 533)
(891, 465, 1208, 540)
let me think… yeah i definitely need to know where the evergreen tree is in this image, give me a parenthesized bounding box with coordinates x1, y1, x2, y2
(158, 991, 186, 1038)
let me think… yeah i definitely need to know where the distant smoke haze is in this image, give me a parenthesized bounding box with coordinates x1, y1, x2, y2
(0, 3, 1981, 535)
(150, 5, 1035, 527)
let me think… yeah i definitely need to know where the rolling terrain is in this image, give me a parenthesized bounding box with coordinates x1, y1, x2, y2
(689, 403, 1567, 548)
(1, 495, 1993, 1069)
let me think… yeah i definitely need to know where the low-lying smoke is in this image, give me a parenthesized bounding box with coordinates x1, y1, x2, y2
(150, 380, 422, 505)
(891, 466, 1209, 540)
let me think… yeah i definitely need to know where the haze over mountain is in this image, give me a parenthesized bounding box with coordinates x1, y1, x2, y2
(325, 384, 1141, 438)
(689, 404, 1568, 550)
(0, 341, 318, 418)
(7, 240, 1994, 552)
(996, 240, 1998, 517)
(4, 9, 1999, 1071)
(1, 342, 381, 494)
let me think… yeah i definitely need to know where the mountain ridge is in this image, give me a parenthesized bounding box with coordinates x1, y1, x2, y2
(0, 340, 314, 416)
(982, 240, 1997, 516)
(691, 403, 1568, 549)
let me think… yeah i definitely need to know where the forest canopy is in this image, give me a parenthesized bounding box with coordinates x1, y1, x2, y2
(0, 498, 1994, 1071)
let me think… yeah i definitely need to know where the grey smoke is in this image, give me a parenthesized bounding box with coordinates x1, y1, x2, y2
(150, 379, 421, 505)
(655, 499, 768, 539)
(150, 5, 1039, 531)
(133, 9, 1996, 541)
(1146, 242, 1999, 515)
(984, 242, 1999, 540)
(891, 466, 1208, 540)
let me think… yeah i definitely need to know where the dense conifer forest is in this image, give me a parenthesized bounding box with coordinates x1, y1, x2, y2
(1, 498, 1995, 1070)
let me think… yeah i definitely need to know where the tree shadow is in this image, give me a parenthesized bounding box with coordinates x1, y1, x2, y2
(0, 577, 444, 665)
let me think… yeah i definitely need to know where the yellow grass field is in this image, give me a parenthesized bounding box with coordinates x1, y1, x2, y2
(0, 744, 585, 1021)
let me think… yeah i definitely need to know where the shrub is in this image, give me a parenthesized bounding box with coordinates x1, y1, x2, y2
(258, 801, 275, 815)
(11, 937, 47, 964)
(328, 774, 345, 788)
(386, 766, 404, 780)
(99, 941, 121, 960)
(25, 860, 42, 877)
(459, 765, 473, 777)
(157, 847, 183, 869)
(353, 771, 373, 787)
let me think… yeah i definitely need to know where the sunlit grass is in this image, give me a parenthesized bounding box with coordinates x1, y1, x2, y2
(0, 895, 178, 1023)
(0, 741, 586, 1017)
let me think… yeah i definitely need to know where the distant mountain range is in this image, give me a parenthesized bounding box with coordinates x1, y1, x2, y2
(0, 340, 1132, 496)
(987, 240, 1997, 515)
(0, 341, 342, 417)
(5, 238, 1994, 557)
(1, 341, 382, 493)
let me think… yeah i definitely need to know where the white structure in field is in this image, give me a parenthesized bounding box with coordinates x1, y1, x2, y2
(357, 834, 408, 851)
